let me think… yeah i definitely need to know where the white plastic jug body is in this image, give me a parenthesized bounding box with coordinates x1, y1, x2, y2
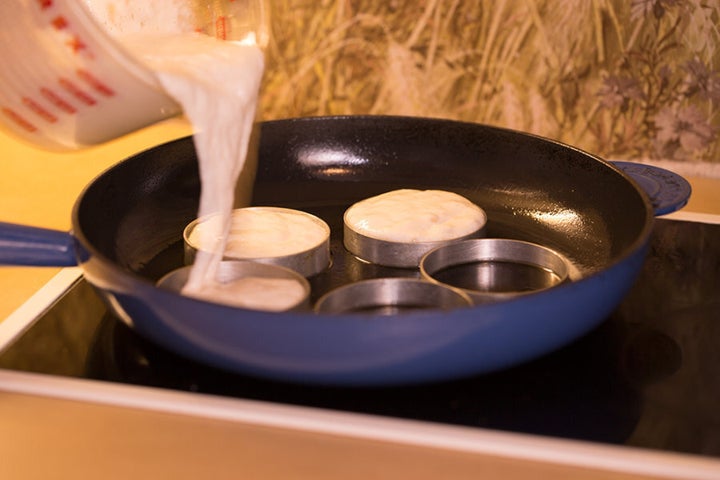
(0, 0, 267, 150)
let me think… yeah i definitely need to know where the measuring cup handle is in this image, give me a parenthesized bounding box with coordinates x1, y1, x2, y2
(610, 161, 692, 216)
(0, 222, 77, 266)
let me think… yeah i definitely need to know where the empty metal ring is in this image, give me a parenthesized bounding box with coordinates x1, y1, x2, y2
(420, 238, 570, 304)
(314, 277, 472, 315)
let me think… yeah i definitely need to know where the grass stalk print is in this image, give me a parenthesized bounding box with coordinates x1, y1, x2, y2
(261, 0, 719, 163)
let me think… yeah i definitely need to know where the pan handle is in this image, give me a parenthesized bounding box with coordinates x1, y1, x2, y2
(0, 222, 77, 266)
(610, 161, 692, 216)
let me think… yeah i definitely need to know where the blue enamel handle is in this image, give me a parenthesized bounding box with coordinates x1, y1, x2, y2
(611, 161, 692, 216)
(0, 222, 77, 266)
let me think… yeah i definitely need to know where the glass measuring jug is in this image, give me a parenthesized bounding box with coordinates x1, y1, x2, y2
(0, 0, 268, 150)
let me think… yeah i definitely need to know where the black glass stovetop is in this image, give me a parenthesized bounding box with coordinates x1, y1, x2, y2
(1, 218, 719, 458)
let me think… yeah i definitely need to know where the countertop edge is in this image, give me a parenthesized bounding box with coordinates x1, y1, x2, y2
(1, 368, 719, 480)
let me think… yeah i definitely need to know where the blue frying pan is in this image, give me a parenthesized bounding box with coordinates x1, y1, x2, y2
(0, 116, 690, 385)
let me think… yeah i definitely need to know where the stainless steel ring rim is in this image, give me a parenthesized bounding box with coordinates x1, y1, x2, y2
(157, 260, 312, 312)
(419, 238, 571, 304)
(314, 277, 473, 315)
(183, 207, 331, 278)
(343, 222, 487, 268)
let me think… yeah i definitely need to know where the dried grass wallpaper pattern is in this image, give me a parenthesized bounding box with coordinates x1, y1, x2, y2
(261, 0, 719, 164)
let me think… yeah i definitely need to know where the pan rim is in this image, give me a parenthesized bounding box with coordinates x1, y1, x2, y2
(70, 114, 656, 322)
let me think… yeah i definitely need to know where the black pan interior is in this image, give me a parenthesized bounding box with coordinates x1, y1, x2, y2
(75, 116, 650, 294)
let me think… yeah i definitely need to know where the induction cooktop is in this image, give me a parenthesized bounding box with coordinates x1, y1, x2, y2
(1, 214, 719, 478)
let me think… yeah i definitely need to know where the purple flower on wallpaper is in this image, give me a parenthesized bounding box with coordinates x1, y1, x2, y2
(683, 59, 720, 102)
(598, 75, 644, 110)
(655, 105, 715, 153)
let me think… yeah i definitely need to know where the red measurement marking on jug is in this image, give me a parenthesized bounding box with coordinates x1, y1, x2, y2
(35, 0, 53, 10)
(40, 88, 77, 114)
(66, 35, 88, 54)
(59, 78, 96, 106)
(216, 16, 228, 40)
(2, 107, 38, 133)
(76, 70, 115, 97)
(51, 15, 68, 30)
(22, 97, 58, 123)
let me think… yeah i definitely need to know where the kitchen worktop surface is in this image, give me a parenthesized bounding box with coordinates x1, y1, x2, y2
(2, 123, 719, 479)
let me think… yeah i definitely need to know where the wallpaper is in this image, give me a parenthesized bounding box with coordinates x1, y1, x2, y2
(261, 0, 719, 166)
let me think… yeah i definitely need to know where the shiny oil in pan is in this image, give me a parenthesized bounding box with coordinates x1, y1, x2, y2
(431, 260, 564, 293)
